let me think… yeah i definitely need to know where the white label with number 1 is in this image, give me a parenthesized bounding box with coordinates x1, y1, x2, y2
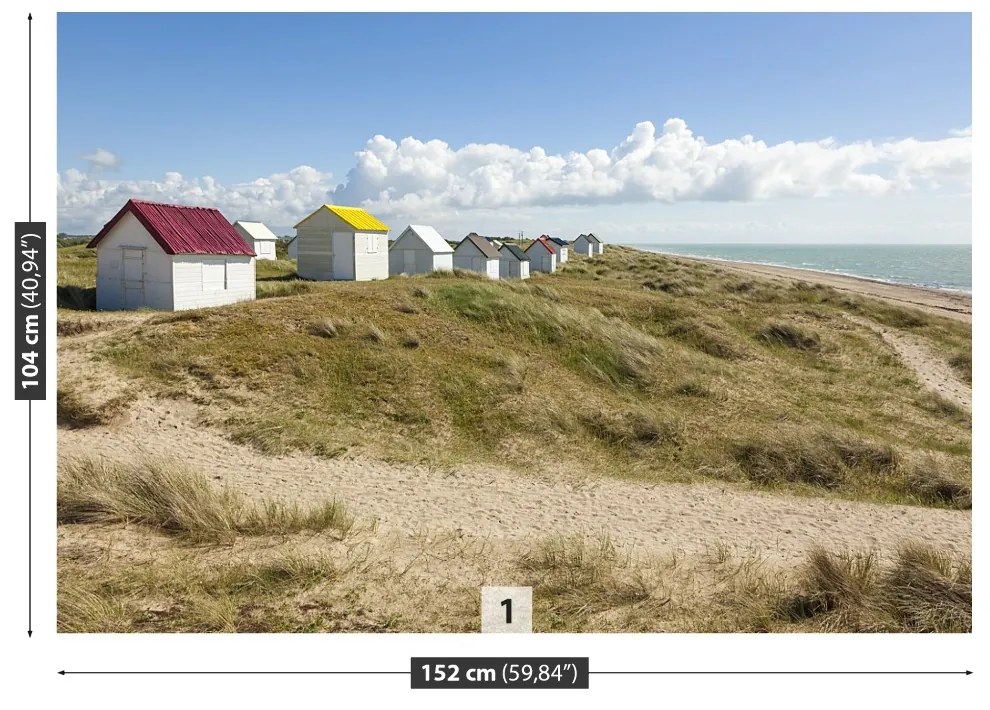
(480, 586, 532, 633)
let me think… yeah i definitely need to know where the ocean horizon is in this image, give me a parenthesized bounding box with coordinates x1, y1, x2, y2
(627, 243, 972, 293)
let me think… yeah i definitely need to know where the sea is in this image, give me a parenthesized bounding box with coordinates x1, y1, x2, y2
(631, 244, 972, 293)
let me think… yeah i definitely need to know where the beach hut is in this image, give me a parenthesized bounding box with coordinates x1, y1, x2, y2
(233, 220, 279, 261)
(453, 233, 501, 279)
(286, 236, 298, 259)
(546, 236, 569, 264)
(498, 243, 531, 280)
(87, 198, 256, 311)
(525, 236, 557, 273)
(587, 232, 604, 255)
(389, 225, 454, 275)
(294, 205, 390, 281)
(572, 234, 595, 257)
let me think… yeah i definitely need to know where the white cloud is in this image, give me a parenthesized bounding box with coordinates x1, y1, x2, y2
(336, 119, 971, 212)
(57, 165, 335, 235)
(949, 126, 972, 137)
(81, 148, 120, 171)
(58, 119, 971, 234)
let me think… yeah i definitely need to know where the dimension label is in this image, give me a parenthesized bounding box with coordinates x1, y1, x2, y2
(411, 657, 589, 689)
(15, 223, 46, 400)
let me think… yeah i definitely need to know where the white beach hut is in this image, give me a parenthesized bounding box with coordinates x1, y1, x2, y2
(294, 205, 390, 281)
(87, 198, 256, 311)
(453, 233, 501, 279)
(233, 220, 279, 261)
(498, 243, 531, 280)
(587, 232, 604, 255)
(389, 224, 454, 275)
(525, 236, 558, 273)
(572, 234, 595, 257)
(546, 236, 569, 264)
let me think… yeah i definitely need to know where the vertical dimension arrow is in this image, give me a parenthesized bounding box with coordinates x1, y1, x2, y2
(27, 11, 34, 639)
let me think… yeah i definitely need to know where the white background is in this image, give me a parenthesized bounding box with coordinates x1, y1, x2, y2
(0, 1, 983, 707)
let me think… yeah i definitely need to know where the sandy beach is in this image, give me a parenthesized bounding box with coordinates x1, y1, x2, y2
(662, 253, 972, 323)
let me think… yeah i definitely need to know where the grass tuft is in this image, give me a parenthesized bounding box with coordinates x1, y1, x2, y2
(58, 457, 353, 543)
(758, 322, 821, 351)
(57, 387, 130, 428)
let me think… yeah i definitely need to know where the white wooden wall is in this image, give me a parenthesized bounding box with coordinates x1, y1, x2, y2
(172, 255, 256, 311)
(254, 240, 277, 260)
(389, 232, 453, 275)
(352, 232, 389, 281)
(528, 249, 557, 273)
(94, 212, 174, 310)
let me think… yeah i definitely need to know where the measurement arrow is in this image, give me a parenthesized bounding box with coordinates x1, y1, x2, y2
(591, 670, 972, 676)
(59, 670, 970, 676)
(60, 671, 410, 676)
(28, 13, 33, 220)
(26, 11, 33, 640)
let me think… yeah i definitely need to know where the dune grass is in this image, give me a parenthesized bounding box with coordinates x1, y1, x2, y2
(58, 246, 970, 507)
(57, 386, 131, 428)
(58, 457, 353, 543)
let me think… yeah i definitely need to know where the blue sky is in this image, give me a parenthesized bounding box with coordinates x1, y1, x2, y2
(57, 12, 973, 242)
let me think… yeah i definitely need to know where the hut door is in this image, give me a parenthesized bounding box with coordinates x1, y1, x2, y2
(122, 247, 145, 309)
(403, 250, 416, 272)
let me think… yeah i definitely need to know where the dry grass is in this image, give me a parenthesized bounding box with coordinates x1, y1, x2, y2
(57, 505, 969, 633)
(60, 244, 969, 507)
(758, 322, 821, 351)
(58, 457, 353, 543)
(786, 543, 971, 632)
(730, 431, 969, 507)
(57, 387, 131, 428)
(948, 352, 971, 384)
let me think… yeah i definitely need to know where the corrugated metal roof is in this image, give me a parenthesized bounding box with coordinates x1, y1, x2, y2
(397, 225, 454, 253)
(233, 220, 279, 243)
(88, 199, 255, 256)
(499, 243, 530, 261)
(525, 236, 556, 255)
(457, 233, 501, 259)
(294, 204, 390, 231)
(549, 237, 569, 246)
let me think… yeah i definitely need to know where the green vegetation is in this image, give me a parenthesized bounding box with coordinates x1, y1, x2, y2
(57, 244, 97, 309)
(57, 247, 970, 507)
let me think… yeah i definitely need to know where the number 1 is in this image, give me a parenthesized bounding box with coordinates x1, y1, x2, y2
(501, 598, 512, 624)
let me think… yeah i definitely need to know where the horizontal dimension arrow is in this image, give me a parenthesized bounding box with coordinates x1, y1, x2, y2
(591, 670, 971, 676)
(60, 670, 969, 676)
(60, 671, 409, 676)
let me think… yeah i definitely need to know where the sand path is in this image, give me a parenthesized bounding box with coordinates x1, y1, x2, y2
(846, 315, 971, 410)
(58, 391, 971, 566)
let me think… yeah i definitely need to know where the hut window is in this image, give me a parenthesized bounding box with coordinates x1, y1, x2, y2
(366, 234, 378, 254)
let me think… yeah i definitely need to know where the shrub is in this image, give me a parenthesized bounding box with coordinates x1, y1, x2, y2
(580, 408, 683, 447)
(363, 323, 386, 344)
(758, 322, 821, 351)
(308, 318, 341, 338)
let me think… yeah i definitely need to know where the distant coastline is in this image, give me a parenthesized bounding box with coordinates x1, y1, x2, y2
(628, 246, 971, 323)
(627, 243, 971, 294)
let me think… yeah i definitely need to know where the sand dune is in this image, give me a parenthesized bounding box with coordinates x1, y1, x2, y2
(58, 394, 971, 566)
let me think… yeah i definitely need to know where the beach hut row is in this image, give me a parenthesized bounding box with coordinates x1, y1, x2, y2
(87, 199, 604, 310)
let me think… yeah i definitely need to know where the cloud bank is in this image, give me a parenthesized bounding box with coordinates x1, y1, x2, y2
(57, 119, 971, 234)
